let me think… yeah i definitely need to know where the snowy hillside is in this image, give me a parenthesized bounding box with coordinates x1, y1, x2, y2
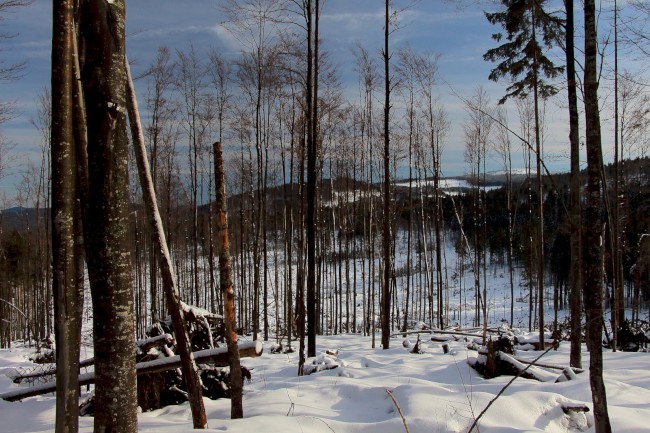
(1, 333, 649, 432)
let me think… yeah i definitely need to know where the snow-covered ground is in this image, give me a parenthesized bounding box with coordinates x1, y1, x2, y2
(1, 332, 649, 432)
(394, 177, 502, 194)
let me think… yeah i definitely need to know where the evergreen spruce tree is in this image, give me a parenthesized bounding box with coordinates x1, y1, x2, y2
(484, 0, 564, 103)
(484, 0, 564, 345)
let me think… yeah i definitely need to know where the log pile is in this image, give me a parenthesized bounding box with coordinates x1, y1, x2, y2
(3, 305, 262, 414)
(469, 338, 582, 382)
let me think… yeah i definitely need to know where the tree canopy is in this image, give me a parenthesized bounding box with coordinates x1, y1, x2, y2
(484, 0, 565, 104)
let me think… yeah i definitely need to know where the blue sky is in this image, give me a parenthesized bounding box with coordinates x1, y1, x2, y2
(0, 0, 638, 202)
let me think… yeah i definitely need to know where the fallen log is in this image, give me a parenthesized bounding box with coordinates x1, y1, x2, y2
(11, 366, 56, 384)
(137, 340, 262, 375)
(136, 334, 175, 354)
(471, 342, 548, 381)
(1, 341, 262, 402)
(561, 403, 590, 414)
(510, 355, 584, 374)
(11, 334, 175, 384)
(391, 328, 505, 340)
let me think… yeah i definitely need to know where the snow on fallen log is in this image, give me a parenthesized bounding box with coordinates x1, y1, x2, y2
(2, 371, 96, 402)
(495, 351, 555, 382)
(556, 366, 580, 382)
(136, 340, 261, 375)
(11, 334, 176, 383)
(561, 402, 590, 414)
(136, 333, 175, 354)
(1, 341, 262, 402)
(469, 341, 556, 381)
(303, 350, 341, 375)
(180, 301, 223, 322)
(510, 355, 584, 374)
(391, 328, 506, 341)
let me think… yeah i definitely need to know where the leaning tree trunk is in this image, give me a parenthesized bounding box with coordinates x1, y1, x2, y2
(583, 1, 613, 431)
(213, 141, 244, 419)
(125, 61, 208, 429)
(51, 1, 83, 431)
(78, 1, 137, 432)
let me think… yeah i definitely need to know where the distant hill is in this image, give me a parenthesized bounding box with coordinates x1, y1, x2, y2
(0, 207, 47, 232)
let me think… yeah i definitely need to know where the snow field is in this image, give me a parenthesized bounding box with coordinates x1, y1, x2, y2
(3, 332, 648, 432)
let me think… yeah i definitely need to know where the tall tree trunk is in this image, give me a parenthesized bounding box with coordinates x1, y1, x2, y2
(531, 9, 545, 347)
(381, 0, 392, 350)
(78, 1, 137, 431)
(126, 62, 208, 429)
(583, 0, 613, 431)
(402, 92, 414, 334)
(610, 0, 624, 350)
(297, 126, 307, 375)
(51, 1, 83, 430)
(213, 141, 244, 419)
(306, 0, 319, 358)
(565, 0, 583, 369)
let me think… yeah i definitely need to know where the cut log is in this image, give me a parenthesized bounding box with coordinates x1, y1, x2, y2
(511, 355, 584, 374)
(137, 341, 261, 375)
(11, 334, 175, 383)
(561, 403, 590, 414)
(136, 334, 175, 354)
(391, 328, 505, 340)
(471, 345, 550, 381)
(1, 341, 262, 402)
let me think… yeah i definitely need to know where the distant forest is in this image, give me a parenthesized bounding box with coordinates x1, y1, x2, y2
(2, 157, 649, 346)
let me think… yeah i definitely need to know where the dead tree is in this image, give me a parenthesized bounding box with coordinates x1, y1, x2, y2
(126, 60, 208, 429)
(213, 141, 243, 419)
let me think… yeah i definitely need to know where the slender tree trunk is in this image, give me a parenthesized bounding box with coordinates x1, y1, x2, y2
(565, 0, 583, 369)
(402, 99, 414, 334)
(51, 1, 83, 430)
(213, 141, 244, 419)
(297, 130, 307, 375)
(531, 10, 545, 348)
(507, 145, 515, 327)
(78, 1, 137, 431)
(381, 0, 392, 350)
(611, 0, 624, 350)
(583, 1, 613, 431)
(306, 0, 319, 358)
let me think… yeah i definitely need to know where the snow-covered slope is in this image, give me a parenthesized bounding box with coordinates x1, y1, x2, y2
(1, 333, 648, 432)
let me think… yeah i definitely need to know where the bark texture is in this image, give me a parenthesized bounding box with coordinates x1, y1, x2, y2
(78, 1, 138, 431)
(583, 1, 613, 431)
(306, 0, 318, 358)
(381, 0, 392, 350)
(213, 141, 244, 419)
(51, 0, 83, 431)
(565, 0, 583, 370)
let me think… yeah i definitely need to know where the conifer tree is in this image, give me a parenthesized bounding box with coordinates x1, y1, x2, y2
(484, 0, 564, 345)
